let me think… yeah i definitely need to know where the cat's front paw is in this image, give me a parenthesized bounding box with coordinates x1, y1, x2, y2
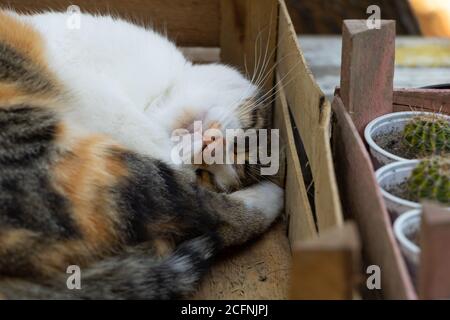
(231, 181, 284, 222)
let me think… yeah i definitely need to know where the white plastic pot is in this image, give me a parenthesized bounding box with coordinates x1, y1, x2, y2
(375, 160, 421, 218)
(394, 209, 421, 269)
(364, 111, 450, 168)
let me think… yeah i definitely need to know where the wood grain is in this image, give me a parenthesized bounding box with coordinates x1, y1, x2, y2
(340, 20, 396, 136)
(419, 203, 450, 299)
(290, 222, 361, 300)
(393, 88, 450, 115)
(277, 1, 343, 233)
(0, 0, 220, 47)
(332, 96, 417, 299)
(273, 75, 318, 242)
(193, 221, 291, 299)
(220, 0, 278, 93)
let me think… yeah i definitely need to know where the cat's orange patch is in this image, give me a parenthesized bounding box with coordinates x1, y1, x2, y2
(0, 11, 46, 67)
(0, 229, 35, 254)
(0, 83, 57, 107)
(0, 11, 62, 105)
(53, 135, 129, 250)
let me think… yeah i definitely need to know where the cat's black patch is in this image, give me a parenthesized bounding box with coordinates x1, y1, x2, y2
(115, 151, 217, 244)
(0, 42, 54, 94)
(0, 106, 79, 238)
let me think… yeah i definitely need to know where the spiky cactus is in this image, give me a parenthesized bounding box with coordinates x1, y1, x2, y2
(407, 156, 450, 205)
(402, 114, 450, 157)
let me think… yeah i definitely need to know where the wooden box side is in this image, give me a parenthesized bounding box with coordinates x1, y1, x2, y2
(276, 0, 343, 236)
(332, 95, 417, 300)
(0, 0, 220, 47)
(393, 88, 450, 115)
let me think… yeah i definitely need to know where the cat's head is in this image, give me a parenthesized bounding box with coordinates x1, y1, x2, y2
(158, 63, 276, 192)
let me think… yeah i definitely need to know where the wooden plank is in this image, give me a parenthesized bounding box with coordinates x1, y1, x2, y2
(340, 20, 396, 136)
(220, 0, 278, 93)
(1, 0, 220, 47)
(332, 96, 417, 299)
(194, 221, 291, 299)
(393, 88, 450, 115)
(181, 48, 221, 64)
(419, 203, 450, 299)
(290, 222, 361, 300)
(273, 76, 318, 242)
(277, 0, 343, 233)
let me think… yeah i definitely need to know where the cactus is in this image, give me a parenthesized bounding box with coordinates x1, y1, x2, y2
(402, 114, 450, 157)
(407, 156, 450, 205)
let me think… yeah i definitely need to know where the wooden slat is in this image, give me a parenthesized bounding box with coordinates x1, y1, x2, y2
(393, 88, 450, 115)
(332, 96, 417, 300)
(1, 0, 220, 47)
(277, 0, 343, 233)
(340, 20, 396, 136)
(419, 203, 450, 299)
(220, 0, 278, 93)
(273, 76, 317, 242)
(181, 48, 221, 64)
(290, 222, 361, 300)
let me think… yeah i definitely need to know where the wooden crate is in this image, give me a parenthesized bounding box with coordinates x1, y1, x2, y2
(334, 19, 450, 300)
(1, 0, 353, 299)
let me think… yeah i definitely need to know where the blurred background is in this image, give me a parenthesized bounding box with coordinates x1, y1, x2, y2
(286, 0, 450, 97)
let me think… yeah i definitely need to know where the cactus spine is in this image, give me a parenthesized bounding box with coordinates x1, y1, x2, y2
(402, 114, 450, 157)
(407, 156, 450, 205)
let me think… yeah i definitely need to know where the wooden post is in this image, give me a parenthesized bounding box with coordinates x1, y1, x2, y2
(290, 222, 361, 300)
(340, 20, 396, 136)
(419, 202, 450, 299)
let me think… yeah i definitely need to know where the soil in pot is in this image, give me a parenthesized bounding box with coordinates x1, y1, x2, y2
(373, 129, 417, 159)
(407, 227, 420, 248)
(385, 179, 420, 203)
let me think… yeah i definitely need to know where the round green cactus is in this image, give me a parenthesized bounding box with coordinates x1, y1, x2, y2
(402, 114, 450, 157)
(407, 156, 450, 205)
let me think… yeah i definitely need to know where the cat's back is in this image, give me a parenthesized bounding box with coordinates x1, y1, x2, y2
(17, 11, 187, 107)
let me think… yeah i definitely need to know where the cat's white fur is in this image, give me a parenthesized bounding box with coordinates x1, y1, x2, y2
(13, 11, 280, 201)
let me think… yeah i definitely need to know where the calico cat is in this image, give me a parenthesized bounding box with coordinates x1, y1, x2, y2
(14, 10, 272, 192)
(0, 10, 284, 299)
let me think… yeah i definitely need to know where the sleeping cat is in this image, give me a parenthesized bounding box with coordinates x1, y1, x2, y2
(0, 10, 283, 299)
(15, 10, 271, 192)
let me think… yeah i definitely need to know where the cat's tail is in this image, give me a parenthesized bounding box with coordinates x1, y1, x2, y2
(0, 235, 218, 300)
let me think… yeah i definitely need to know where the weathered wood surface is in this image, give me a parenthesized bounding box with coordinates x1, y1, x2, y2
(273, 76, 318, 241)
(393, 88, 450, 115)
(277, 0, 343, 234)
(194, 221, 291, 299)
(0, 0, 220, 47)
(340, 20, 396, 136)
(290, 222, 361, 300)
(419, 203, 450, 300)
(181, 48, 221, 64)
(332, 96, 417, 299)
(220, 0, 278, 93)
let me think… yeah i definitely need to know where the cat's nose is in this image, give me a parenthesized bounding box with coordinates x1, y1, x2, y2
(202, 122, 225, 153)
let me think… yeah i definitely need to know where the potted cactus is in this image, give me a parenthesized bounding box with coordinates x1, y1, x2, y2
(376, 156, 450, 218)
(365, 111, 449, 167)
